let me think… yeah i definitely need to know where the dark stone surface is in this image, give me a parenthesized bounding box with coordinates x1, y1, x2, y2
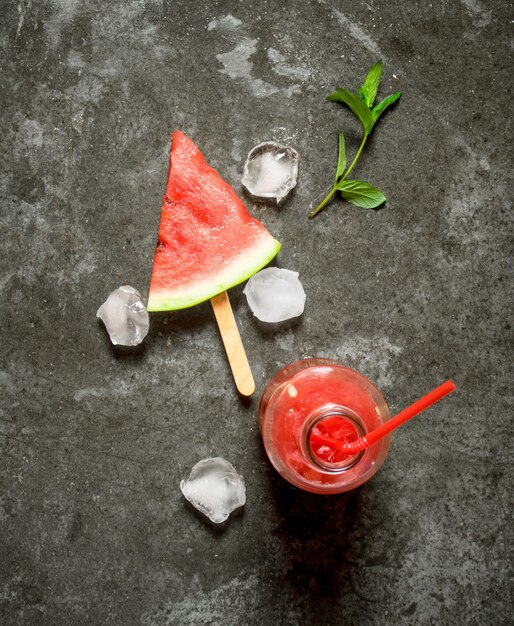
(1, 1, 512, 624)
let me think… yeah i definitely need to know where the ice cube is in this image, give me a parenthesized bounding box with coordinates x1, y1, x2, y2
(96, 286, 149, 346)
(243, 267, 306, 323)
(242, 141, 299, 203)
(180, 457, 246, 524)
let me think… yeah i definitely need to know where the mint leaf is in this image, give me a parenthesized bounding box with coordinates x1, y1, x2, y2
(327, 88, 372, 134)
(335, 131, 346, 181)
(310, 62, 401, 218)
(371, 91, 402, 129)
(336, 179, 386, 208)
(359, 61, 382, 108)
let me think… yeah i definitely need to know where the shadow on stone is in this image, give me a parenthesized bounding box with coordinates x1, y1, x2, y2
(259, 438, 366, 611)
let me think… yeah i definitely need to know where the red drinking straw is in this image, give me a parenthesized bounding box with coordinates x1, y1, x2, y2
(338, 379, 457, 455)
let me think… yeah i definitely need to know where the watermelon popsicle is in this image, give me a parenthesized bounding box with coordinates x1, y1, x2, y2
(147, 131, 282, 396)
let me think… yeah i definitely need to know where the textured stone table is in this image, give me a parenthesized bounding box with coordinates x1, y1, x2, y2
(1, 1, 512, 624)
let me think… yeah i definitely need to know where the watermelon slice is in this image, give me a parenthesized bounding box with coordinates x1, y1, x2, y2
(147, 131, 281, 312)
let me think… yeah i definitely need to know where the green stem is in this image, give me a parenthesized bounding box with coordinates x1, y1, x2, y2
(340, 132, 368, 182)
(309, 132, 369, 219)
(308, 187, 336, 219)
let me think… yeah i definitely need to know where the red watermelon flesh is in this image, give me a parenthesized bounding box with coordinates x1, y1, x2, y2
(147, 131, 281, 311)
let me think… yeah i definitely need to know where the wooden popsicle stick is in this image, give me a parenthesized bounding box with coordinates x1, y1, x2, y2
(210, 291, 255, 397)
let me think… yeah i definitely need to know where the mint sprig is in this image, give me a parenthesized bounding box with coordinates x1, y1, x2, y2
(309, 61, 401, 219)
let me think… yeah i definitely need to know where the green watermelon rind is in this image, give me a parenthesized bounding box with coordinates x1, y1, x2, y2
(147, 236, 281, 311)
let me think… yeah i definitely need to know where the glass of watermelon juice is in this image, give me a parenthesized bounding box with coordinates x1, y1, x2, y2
(258, 359, 391, 494)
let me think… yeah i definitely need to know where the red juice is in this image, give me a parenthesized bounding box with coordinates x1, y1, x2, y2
(258, 359, 391, 494)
